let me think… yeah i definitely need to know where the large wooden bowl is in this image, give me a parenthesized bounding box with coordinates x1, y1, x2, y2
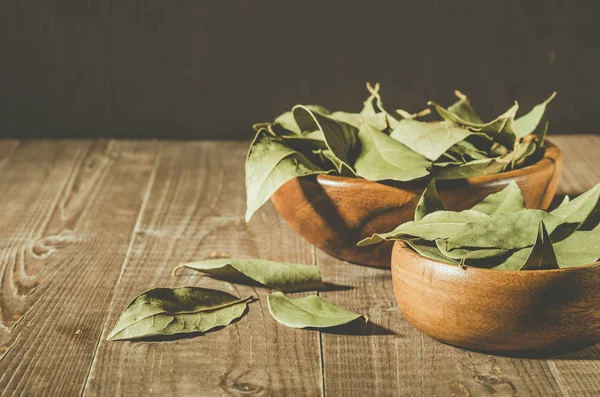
(271, 142, 562, 267)
(391, 241, 600, 354)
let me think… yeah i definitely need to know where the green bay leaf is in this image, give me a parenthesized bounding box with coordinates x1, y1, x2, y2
(108, 287, 250, 341)
(445, 209, 552, 251)
(390, 120, 472, 161)
(358, 210, 489, 246)
(447, 91, 484, 124)
(267, 292, 364, 329)
(519, 220, 559, 270)
(293, 105, 358, 175)
(429, 101, 519, 148)
(405, 239, 458, 265)
(432, 157, 507, 180)
(245, 129, 329, 222)
(554, 219, 600, 268)
(353, 123, 431, 182)
(471, 182, 525, 215)
(512, 92, 556, 138)
(415, 179, 446, 221)
(547, 184, 600, 238)
(174, 258, 324, 292)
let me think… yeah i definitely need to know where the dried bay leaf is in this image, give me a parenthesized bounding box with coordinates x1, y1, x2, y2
(358, 210, 489, 246)
(414, 179, 446, 221)
(446, 140, 489, 161)
(390, 120, 472, 161)
(293, 105, 358, 175)
(329, 111, 388, 131)
(174, 258, 324, 292)
(405, 239, 458, 265)
(553, 216, 600, 268)
(470, 181, 525, 215)
(519, 221, 559, 270)
(445, 209, 552, 251)
(272, 105, 331, 135)
(267, 292, 364, 328)
(429, 100, 519, 148)
(447, 91, 484, 124)
(353, 123, 431, 182)
(432, 157, 507, 180)
(546, 184, 600, 236)
(108, 287, 250, 341)
(512, 92, 556, 138)
(245, 129, 330, 222)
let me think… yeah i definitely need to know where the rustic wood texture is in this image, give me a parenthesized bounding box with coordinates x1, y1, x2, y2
(271, 142, 562, 268)
(0, 135, 598, 397)
(1, 1, 600, 139)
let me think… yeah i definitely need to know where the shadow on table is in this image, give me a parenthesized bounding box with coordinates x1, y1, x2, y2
(438, 339, 600, 360)
(313, 318, 398, 336)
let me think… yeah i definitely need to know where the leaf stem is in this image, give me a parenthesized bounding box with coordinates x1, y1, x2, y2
(172, 264, 187, 276)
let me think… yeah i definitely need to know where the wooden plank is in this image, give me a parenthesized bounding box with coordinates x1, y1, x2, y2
(550, 135, 600, 195)
(317, 253, 571, 396)
(83, 141, 323, 396)
(0, 140, 158, 396)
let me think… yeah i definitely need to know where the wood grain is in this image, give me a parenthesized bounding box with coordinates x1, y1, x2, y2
(317, 250, 575, 396)
(0, 136, 598, 397)
(82, 141, 323, 396)
(0, 141, 158, 396)
(551, 135, 600, 195)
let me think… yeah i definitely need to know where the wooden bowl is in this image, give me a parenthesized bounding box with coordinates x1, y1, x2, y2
(270, 142, 562, 267)
(391, 241, 600, 354)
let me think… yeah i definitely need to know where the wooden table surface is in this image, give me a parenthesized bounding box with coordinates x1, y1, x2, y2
(0, 136, 599, 397)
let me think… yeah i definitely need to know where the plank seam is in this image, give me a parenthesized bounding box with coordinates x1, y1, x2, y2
(79, 141, 163, 397)
(547, 359, 571, 397)
(314, 245, 326, 397)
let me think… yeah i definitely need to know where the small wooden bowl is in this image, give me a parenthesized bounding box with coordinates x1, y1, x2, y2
(391, 241, 600, 354)
(271, 142, 562, 267)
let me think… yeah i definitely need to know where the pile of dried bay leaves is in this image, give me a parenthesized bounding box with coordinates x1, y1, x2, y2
(246, 83, 555, 221)
(108, 259, 364, 340)
(360, 181, 600, 270)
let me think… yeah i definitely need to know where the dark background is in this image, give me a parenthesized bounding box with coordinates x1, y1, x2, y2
(1, 1, 599, 139)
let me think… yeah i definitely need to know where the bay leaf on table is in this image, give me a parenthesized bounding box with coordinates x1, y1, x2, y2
(470, 181, 525, 215)
(353, 122, 431, 182)
(267, 292, 364, 329)
(512, 92, 556, 138)
(108, 287, 250, 341)
(358, 209, 489, 246)
(390, 119, 472, 161)
(293, 105, 358, 175)
(519, 220, 559, 270)
(414, 179, 446, 221)
(245, 129, 330, 222)
(174, 258, 324, 292)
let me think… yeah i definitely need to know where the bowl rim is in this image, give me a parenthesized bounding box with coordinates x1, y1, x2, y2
(315, 140, 561, 187)
(392, 240, 600, 275)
